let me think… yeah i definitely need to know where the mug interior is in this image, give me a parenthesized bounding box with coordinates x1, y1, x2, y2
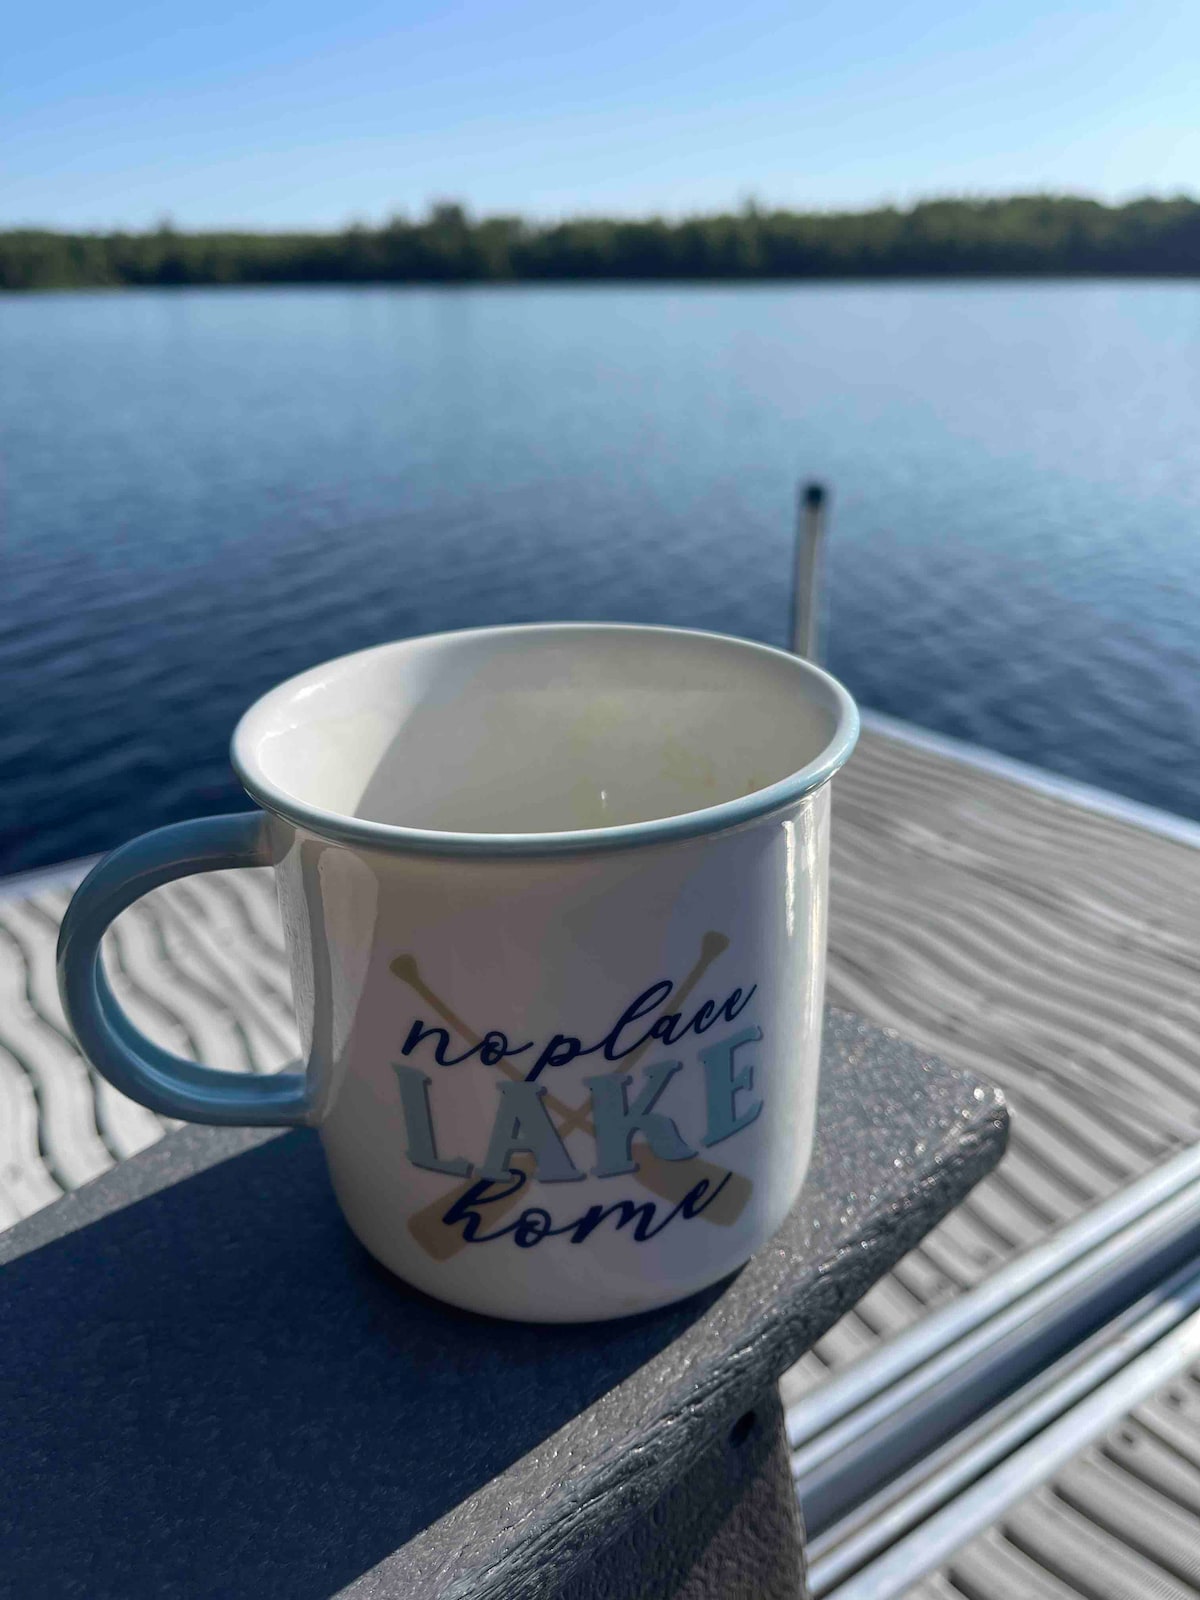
(233, 625, 853, 839)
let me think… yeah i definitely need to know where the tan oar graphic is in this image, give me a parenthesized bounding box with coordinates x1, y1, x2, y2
(393, 932, 753, 1262)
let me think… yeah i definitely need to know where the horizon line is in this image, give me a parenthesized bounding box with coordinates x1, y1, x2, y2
(4, 187, 1198, 237)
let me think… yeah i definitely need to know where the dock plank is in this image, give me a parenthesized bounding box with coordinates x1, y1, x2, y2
(804, 728, 1200, 1394)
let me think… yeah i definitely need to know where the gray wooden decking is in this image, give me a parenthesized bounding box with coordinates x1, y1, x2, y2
(5, 718, 1200, 1596)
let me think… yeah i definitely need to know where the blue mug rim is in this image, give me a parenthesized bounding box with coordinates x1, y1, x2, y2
(230, 622, 860, 858)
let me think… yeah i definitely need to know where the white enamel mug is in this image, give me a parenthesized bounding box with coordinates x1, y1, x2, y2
(58, 624, 858, 1322)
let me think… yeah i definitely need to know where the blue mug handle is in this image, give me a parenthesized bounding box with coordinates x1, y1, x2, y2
(56, 813, 313, 1126)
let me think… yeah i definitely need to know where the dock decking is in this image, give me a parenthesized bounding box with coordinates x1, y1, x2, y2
(5, 718, 1200, 1596)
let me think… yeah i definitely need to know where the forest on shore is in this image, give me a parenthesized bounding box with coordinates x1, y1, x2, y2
(5, 195, 1200, 290)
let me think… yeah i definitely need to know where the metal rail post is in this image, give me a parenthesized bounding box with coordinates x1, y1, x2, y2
(790, 482, 828, 663)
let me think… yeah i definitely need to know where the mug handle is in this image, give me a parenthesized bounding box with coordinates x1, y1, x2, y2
(56, 813, 313, 1127)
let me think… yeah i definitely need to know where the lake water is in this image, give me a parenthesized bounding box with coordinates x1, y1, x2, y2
(4, 282, 1200, 874)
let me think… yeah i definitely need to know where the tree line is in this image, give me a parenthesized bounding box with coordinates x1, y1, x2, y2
(5, 196, 1200, 291)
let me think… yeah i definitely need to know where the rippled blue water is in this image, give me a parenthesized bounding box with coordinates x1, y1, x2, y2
(4, 282, 1200, 874)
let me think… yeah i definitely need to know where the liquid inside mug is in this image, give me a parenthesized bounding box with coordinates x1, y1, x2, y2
(58, 624, 859, 1322)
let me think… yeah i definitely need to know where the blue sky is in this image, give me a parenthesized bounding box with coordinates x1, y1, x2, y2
(7, 0, 1199, 229)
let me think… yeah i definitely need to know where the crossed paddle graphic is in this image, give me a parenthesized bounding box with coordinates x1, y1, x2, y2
(391, 931, 755, 1263)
